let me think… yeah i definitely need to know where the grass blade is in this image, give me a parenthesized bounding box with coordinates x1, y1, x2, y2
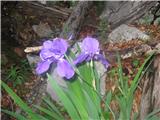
(47, 74, 81, 120)
(105, 91, 112, 112)
(83, 90, 100, 119)
(117, 52, 124, 93)
(130, 53, 154, 94)
(43, 97, 63, 118)
(1, 109, 27, 120)
(34, 105, 63, 120)
(65, 89, 89, 119)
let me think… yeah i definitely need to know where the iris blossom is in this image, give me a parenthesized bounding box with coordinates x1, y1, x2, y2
(36, 38, 74, 79)
(74, 37, 109, 69)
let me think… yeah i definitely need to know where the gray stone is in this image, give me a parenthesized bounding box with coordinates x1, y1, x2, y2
(32, 22, 53, 38)
(108, 24, 150, 43)
(154, 17, 160, 26)
(26, 54, 41, 74)
(99, 1, 157, 30)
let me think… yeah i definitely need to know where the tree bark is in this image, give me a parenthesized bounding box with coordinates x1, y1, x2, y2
(139, 54, 160, 120)
(18, 2, 71, 20)
(100, 1, 158, 30)
(60, 1, 93, 41)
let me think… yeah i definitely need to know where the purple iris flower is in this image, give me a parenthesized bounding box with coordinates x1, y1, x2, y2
(36, 38, 74, 79)
(74, 37, 109, 69)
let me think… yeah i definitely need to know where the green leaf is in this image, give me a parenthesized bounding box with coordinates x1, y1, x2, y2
(43, 97, 63, 118)
(83, 90, 100, 119)
(117, 52, 124, 93)
(82, 77, 102, 114)
(67, 77, 86, 108)
(34, 105, 63, 120)
(105, 91, 112, 112)
(116, 96, 126, 119)
(1, 109, 27, 120)
(130, 53, 154, 94)
(47, 74, 81, 120)
(65, 89, 89, 119)
(78, 62, 102, 113)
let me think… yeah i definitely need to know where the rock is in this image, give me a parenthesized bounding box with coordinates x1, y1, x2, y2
(99, 1, 157, 30)
(108, 24, 150, 43)
(26, 54, 41, 74)
(154, 17, 160, 26)
(32, 22, 53, 38)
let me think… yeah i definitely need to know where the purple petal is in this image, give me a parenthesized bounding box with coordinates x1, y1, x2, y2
(52, 38, 68, 55)
(82, 37, 100, 54)
(43, 40, 53, 49)
(95, 54, 110, 69)
(74, 53, 89, 65)
(40, 49, 55, 60)
(56, 59, 74, 79)
(36, 60, 53, 75)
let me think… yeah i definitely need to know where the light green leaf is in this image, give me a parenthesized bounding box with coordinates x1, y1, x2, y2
(34, 105, 63, 120)
(1, 109, 27, 120)
(47, 74, 81, 120)
(43, 97, 63, 118)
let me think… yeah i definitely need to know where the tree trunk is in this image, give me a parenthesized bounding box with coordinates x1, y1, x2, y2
(100, 1, 158, 30)
(139, 54, 160, 120)
(60, 1, 93, 41)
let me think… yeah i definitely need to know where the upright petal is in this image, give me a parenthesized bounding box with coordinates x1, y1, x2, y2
(43, 40, 53, 50)
(95, 54, 110, 69)
(56, 59, 74, 79)
(36, 60, 53, 75)
(82, 37, 100, 54)
(73, 53, 89, 65)
(52, 38, 68, 55)
(40, 49, 55, 60)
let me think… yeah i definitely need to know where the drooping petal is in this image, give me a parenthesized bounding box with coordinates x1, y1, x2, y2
(43, 40, 53, 49)
(95, 54, 110, 69)
(52, 38, 68, 55)
(81, 37, 100, 54)
(40, 49, 55, 60)
(56, 59, 74, 79)
(36, 60, 53, 75)
(73, 53, 89, 65)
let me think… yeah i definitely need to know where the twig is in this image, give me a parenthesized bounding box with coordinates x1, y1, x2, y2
(24, 46, 42, 53)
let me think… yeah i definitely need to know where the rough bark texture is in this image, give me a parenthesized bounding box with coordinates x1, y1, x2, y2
(100, 1, 158, 30)
(18, 2, 71, 20)
(139, 54, 160, 120)
(60, 1, 93, 41)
